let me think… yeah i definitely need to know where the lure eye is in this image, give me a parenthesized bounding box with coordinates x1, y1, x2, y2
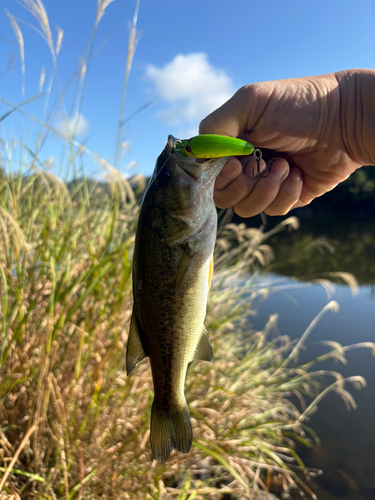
(155, 167, 172, 186)
(185, 146, 192, 154)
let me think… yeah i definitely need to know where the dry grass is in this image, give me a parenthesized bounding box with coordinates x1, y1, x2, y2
(1, 2, 374, 499)
(1, 170, 373, 499)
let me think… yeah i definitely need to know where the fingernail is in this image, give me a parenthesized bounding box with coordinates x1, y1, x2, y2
(276, 170, 289, 181)
(269, 158, 289, 180)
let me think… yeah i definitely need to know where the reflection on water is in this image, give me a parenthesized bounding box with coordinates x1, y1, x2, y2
(244, 213, 375, 286)
(248, 214, 375, 499)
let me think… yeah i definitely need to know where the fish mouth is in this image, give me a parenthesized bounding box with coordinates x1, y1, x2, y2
(175, 154, 226, 181)
(167, 135, 227, 181)
(177, 159, 202, 180)
(168, 135, 202, 180)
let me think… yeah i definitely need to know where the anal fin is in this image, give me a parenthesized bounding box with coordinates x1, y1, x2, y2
(126, 312, 147, 375)
(193, 327, 213, 362)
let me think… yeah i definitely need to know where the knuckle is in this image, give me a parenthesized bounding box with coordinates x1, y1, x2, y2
(213, 192, 230, 209)
(234, 205, 250, 218)
(281, 186, 299, 203)
(264, 206, 280, 216)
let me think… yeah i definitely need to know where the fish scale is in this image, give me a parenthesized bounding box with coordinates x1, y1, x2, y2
(126, 136, 227, 461)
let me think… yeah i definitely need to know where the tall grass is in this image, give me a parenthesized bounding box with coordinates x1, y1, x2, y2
(1, 2, 374, 499)
(1, 172, 373, 500)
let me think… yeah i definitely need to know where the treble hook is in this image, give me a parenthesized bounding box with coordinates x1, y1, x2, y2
(242, 149, 271, 179)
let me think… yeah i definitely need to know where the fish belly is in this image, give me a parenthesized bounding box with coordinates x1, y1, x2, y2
(134, 225, 212, 461)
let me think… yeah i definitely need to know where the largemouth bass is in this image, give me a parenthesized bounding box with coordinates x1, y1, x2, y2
(126, 135, 227, 462)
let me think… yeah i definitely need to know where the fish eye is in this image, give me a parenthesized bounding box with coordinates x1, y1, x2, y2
(155, 167, 172, 186)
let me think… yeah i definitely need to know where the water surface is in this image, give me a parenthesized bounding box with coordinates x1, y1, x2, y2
(247, 214, 375, 499)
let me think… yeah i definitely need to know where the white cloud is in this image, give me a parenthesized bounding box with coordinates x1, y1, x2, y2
(145, 53, 234, 126)
(55, 112, 90, 138)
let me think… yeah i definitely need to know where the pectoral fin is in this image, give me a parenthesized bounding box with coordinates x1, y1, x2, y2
(192, 327, 213, 362)
(126, 312, 147, 375)
(176, 245, 197, 295)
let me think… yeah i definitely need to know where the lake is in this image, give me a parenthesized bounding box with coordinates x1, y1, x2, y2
(245, 213, 375, 499)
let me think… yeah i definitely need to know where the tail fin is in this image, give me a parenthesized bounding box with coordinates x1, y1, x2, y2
(150, 400, 193, 462)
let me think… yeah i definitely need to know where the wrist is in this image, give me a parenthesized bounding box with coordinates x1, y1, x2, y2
(335, 69, 375, 166)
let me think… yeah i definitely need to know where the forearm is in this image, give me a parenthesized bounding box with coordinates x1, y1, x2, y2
(335, 69, 375, 166)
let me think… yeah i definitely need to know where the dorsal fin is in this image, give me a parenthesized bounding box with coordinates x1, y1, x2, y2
(192, 326, 213, 362)
(126, 312, 147, 375)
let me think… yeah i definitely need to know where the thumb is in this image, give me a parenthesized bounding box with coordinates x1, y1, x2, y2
(199, 88, 250, 138)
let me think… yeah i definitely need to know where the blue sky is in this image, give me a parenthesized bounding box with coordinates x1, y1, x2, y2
(0, 0, 374, 179)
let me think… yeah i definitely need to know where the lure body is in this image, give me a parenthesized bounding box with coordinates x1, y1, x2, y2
(175, 134, 254, 158)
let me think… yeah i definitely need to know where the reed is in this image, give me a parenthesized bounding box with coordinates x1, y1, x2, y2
(1, 2, 374, 499)
(1, 167, 373, 499)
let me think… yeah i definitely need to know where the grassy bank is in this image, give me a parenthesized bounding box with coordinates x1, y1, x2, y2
(1, 171, 374, 499)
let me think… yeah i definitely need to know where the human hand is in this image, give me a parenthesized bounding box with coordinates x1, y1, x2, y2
(199, 69, 374, 217)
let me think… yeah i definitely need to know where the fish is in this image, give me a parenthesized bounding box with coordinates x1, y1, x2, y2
(126, 135, 227, 462)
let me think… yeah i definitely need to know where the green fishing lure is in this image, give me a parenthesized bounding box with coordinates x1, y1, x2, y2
(173, 134, 254, 158)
